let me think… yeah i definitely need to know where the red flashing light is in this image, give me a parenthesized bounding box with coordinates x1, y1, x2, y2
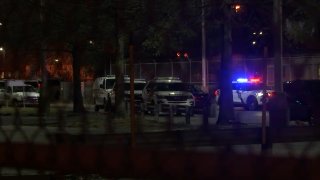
(214, 89, 220, 97)
(249, 78, 261, 83)
(183, 52, 188, 58)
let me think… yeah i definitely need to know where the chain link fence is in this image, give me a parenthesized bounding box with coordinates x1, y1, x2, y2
(1, 101, 320, 179)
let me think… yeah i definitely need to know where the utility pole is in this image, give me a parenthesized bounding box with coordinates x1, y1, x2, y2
(129, 35, 136, 148)
(39, 0, 48, 118)
(201, 0, 207, 92)
(273, 0, 283, 92)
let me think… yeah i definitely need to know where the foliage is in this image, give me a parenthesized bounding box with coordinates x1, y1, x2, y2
(284, 0, 320, 51)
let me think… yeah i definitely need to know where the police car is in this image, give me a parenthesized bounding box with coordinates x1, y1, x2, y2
(216, 77, 273, 111)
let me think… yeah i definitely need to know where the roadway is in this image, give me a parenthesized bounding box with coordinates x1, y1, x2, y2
(1, 103, 318, 159)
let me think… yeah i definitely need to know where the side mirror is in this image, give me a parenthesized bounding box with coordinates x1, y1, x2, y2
(100, 84, 104, 89)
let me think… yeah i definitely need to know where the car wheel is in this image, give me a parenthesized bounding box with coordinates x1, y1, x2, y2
(246, 97, 258, 111)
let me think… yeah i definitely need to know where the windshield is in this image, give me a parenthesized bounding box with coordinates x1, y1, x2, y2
(154, 83, 187, 91)
(12, 86, 37, 93)
(24, 86, 37, 92)
(124, 82, 146, 90)
(103, 79, 116, 89)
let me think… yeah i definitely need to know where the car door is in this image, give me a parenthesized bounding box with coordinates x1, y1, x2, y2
(232, 83, 243, 104)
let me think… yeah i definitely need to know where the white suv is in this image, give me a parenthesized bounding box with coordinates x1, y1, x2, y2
(142, 77, 194, 115)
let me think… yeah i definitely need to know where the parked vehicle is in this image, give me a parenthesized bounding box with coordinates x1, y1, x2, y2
(5, 80, 40, 106)
(142, 77, 194, 115)
(92, 75, 116, 112)
(186, 84, 211, 113)
(93, 75, 147, 112)
(216, 78, 274, 110)
(124, 78, 146, 110)
(283, 80, 320, 125)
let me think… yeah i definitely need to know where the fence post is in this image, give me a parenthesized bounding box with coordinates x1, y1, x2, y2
(139, 63, 142, 79)
(171, 61, 173, 77)
(154, 103, 159, 121)
(202, 104, 209, 130)
(168, 104, 174, 130)
(189, 61, 192, 83)
(185, 106, 190, 124)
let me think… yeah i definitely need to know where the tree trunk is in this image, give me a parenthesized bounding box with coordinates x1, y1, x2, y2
(114, 34, 126, 117)
(113, 0, 126, 117)
(72, 44, 86, 113)
(216, 2, 235, 125)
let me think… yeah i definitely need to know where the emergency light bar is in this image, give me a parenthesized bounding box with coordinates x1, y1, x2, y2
(234, 77, 261, 83)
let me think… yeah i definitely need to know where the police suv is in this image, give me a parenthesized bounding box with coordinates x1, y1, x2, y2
(231, 78, 273, 110)
(216, 78, 273, 110)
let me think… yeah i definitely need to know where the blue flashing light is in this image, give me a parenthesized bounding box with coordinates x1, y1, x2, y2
(236, 78, 248, 83)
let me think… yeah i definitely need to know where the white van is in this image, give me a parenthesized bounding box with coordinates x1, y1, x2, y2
(92, 75, 116, 112)
(5, 80, 40, 106)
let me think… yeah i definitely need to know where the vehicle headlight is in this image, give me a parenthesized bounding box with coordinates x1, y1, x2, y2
(257, 92, 263, 97)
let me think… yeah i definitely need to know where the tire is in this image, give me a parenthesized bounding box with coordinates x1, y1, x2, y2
(246, 97, 258, 111)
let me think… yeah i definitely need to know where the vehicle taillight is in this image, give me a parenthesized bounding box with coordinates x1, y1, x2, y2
(214, 89, 220, 97)
(268, 92, 276, 97)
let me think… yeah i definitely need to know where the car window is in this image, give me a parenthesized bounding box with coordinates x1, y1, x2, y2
(13, 86, 24, 92)
(154, 83, 187, 91)
(24, 86, 37, 92)
(102, 79, 115, 89)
